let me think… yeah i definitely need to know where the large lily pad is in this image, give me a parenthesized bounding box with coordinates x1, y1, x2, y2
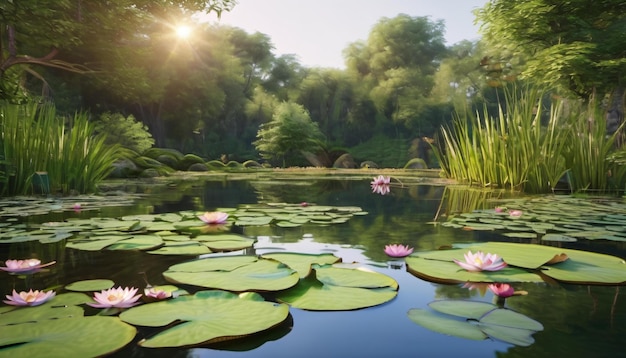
(406, 242, 626, 284)
(148, 241, 212, 255)
(65, 279, 115, 292)
(119, 290, 289, 348)
(0, 316, 136, 356)
(195, 234, 256, 252)
(0, 293, 91, 326)
(408, 300, 543, 346)
(276, 265, 398, 310)
(261, 253, 341, 278)
(163, 256, 299, 291)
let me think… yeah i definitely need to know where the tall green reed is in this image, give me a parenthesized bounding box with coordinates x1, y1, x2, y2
(0, 101, 125, 195)
(434, 87, 625, 193)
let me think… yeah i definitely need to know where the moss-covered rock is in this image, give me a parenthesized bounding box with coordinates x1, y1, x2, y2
(139, 168, 161, 178)
(156, 154, 178, 169)
(143, 148, 185, 161)
(134, 156, 166, 169)
(178, 154, 205, 171)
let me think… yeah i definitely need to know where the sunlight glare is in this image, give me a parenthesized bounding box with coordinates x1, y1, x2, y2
(176, 25, 192, 39)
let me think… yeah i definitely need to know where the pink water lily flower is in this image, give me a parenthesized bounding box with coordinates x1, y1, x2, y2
(454, 250, 507, 272)
(488, 283, 515, 298)
(4, 289, 56, 306)
(144, 287, 172, 300)
(88, 287, 142, 308)
(371, 175, 390, 186)
(508, 210, 523, 218)
(371, 175, 391, 195)
(198, 211, 229, 225)
(384, 244, 414, 258)
(1, 259, 56, 273)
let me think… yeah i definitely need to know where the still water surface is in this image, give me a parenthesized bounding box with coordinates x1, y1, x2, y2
(2, 177, 625, 358)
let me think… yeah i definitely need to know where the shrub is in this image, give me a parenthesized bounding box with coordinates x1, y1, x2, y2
(93, 112, 154, 153)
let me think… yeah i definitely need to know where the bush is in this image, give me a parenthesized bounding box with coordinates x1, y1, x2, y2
(93, 112, 154, 153)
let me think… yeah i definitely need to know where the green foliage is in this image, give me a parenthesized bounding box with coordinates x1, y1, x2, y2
(0, 101, 125, 195)
(475, 0, 626, 97)
(93, 112, 154, 153)
(178, 153, 206, 171)
(349, 134, 409, 168)
(436, 87, 626, 193)
(254, 102, 325, 166)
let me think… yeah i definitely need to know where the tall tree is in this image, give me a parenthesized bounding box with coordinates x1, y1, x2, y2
(344, 15, 447, 135)
(475, 0, 626, 99)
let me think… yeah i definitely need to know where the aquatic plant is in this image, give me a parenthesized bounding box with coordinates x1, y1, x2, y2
(3, 289, 56, 306)
(198, 211, 229, 225)
(371, 175, 391, 195)
(434, 87, 626, 193)
(1, 259, 55, 274)
(0, 101, 125, 195)
(488, 283, 515, 298)
(88, 287, 142, 308)
(384, 244, 414, 257)
(453, 250, 507, 272)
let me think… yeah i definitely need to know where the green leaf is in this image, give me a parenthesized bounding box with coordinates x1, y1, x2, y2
(407, 308, 487, 340)
(106, 234, 164, 250)
(195, 234, 256, 252)
(261, 253, 341, 278)
(407, 242, 626, 284)
(406, 255, 543, 284)
(66, 235, 130, 251)
(119, 290, 289, 348)
(148, 241, 211, 255)
(0, 316, 136, 356)
(65, 279, 115, 292)
(276, 266, 398, 310)
(0, 293, 90, 326)
(541, 249, 626, 284)
(164, 256, 299, 291)
(409, 300, 543, 346)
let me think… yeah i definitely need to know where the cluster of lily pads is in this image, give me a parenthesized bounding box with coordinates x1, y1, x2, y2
(0, 203, 367, 255)
(0, 251, 398, 355)
(442, 195, 626, 243)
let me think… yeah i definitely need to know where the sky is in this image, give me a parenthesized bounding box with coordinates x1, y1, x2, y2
(201, 0, 487, 69)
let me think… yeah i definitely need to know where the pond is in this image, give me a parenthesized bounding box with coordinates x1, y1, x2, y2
(1, 174, 626, 358)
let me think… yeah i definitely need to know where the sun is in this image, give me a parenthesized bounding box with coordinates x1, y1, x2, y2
(175, 25, 192, 39)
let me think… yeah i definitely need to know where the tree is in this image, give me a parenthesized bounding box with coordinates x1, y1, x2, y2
(254, 102, 324, 166)
(0, 0, 236, 101)
(344, 15, 447, 135)
(475, 0, 626, 99)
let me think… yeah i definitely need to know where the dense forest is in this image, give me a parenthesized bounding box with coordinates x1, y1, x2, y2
(1, 0, 624, 169)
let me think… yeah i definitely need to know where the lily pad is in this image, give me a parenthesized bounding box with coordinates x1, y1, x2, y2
(261, 253, 342, 278)
(148, 241, 212, 255)
(65, 279, 115, 292)
(164, 256, 299, 291)
(408, 300, 543, 346)
(406, 242, 626, 284)
(106, 234, 164, 251)
(119, 290, 289, 348)
(0, 316, 136, 356)
(66, 235, 131, 251)
(276, 265, 398, 310)
(195, 234, 256, 252)
(0, 293, 91, 325)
